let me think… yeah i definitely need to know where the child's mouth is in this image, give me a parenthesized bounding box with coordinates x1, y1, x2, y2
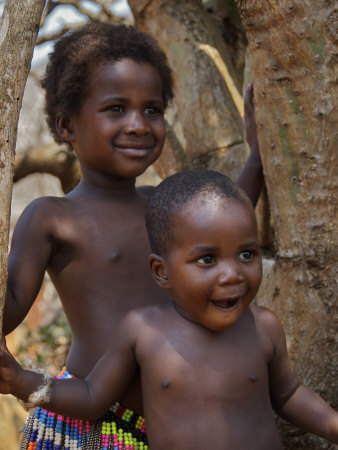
(212, 298, 239, 310)
(116, 146, 150, 158)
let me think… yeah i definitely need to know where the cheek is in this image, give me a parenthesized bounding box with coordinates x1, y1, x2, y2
(182, 272, 213, 299)
(170, 268, 206, 294)
(155, 121, 166, 141)
(246, 266, 262, 291)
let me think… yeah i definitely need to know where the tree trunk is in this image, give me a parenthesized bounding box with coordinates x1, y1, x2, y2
(128, 0, 248, 180)
(0, 0, 45, 333)
(236, 1, 337, 448)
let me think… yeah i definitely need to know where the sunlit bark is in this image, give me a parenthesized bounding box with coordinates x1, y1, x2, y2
(0, 0, 46, 333)
(237, 1, 337, 447)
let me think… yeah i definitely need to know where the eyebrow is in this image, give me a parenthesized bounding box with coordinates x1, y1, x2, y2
(189, 245, 220, 255)
(102, 96, 126, 102)
(239, 241, 260, 249)
(189, 241, 260, 255)
(100, 96, 164, 106)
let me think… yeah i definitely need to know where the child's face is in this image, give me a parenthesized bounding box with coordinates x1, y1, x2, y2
(162, 196, 262, 331)
(64, 59, 166, 179)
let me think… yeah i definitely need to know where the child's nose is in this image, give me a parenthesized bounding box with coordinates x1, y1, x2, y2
(124, 111, 150, 135)
(217, 262, 244, 285)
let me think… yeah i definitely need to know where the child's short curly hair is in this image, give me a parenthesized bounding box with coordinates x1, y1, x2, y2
(145, 169, 252, 256)
(41, 22, 174, 145)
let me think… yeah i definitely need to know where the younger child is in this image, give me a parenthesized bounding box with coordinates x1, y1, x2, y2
(3, 22, 262, 449)
(1, 169, 337, 450)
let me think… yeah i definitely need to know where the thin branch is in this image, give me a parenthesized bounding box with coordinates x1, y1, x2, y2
(36, 0, 129, 45)
(48, 0, 119, 22)
(36, 22, 87, 45)
(40, 0, 59, 29)
(56, 0, 113, 20)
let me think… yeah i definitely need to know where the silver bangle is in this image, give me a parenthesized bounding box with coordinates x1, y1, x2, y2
(18, 367, 53, 411)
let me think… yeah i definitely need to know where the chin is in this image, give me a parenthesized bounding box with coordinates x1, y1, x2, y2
(208, 323, 236, 332)
(198, 319, 236, 332)
(120, 166, 150, 179)
(204, 312, 243, 332)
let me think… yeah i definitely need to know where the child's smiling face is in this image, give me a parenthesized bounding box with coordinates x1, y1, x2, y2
(63, 58, 166, 180)
(162, 196, 262, 332)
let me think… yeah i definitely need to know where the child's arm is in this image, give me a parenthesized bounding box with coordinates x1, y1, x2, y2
(0, 311, 139, 420)
(278, 383, 338, 444)
(236, 83, 263, 207)
(0, 335, 50, 400)
(264, 308, 338, 444)
(3, 198, 54, 334)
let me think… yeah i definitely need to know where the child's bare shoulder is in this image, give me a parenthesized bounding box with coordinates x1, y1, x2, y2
(122, 303, 170, 328)
(16, 195, 76, 229)
(117, 304, 173, 358)
(250, 304, 286, 343)
(119, 303, 173, 343)
(11, 195, 84, 249)
(21, 194, 70, 213)
(250, 304, 281, 324)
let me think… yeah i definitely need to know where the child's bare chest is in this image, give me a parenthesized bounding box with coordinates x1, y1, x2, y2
(140, 317, 270, 405)
(50, 200, 149, 273)
(153, 347, 266, 397)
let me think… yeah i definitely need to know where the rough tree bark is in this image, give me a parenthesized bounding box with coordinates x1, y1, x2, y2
(236, 0, 337, 448)
(0, 0, 46, 333)
(128, 0, 248, 181)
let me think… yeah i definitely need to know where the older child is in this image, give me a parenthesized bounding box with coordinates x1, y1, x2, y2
(3, 23, 262, 449)
(1, 170, 337, 450)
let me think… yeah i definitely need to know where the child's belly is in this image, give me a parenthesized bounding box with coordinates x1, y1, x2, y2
(145, 395, 282, 450)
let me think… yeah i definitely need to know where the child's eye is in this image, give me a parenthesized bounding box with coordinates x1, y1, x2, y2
(197, 255, 216, 265)
(239, 250, 255, 261)
(108, 105, 123, 113)
(145, 106, 163, 115)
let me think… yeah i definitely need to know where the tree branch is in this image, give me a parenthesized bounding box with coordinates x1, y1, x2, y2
(14, 144, 81, 194)
(36, 0, 129, 45)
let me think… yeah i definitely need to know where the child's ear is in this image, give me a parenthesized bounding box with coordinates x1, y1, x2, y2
(56, 114, 75, 143)
(149, 253, 171, 290)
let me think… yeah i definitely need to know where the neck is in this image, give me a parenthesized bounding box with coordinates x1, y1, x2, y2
(74, 169, 138, 200)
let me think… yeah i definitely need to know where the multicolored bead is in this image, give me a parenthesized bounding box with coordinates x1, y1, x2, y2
(20, 368, 148, 450)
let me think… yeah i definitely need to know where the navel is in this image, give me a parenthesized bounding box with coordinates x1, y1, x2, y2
(109, 250, 121, 263)
(161, 379, 171, 388)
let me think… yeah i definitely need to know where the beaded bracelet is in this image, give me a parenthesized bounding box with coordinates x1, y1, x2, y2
(18, 367, 53, 411)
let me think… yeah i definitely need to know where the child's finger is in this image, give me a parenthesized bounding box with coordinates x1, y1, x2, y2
(0, 334, 10, 357)
(0, 334, 7, 351)
(0, 335, 13, 366)
(244, 82, 254, 106)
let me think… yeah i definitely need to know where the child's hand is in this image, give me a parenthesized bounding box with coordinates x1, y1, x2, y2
(0, 334, 23, 395)
(237, 82, 264, 206)
(244, 83, 260, 160)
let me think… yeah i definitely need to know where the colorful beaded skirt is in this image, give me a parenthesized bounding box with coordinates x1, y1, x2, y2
(20, 367, 149, 450)
(86, 404, 148, 449)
